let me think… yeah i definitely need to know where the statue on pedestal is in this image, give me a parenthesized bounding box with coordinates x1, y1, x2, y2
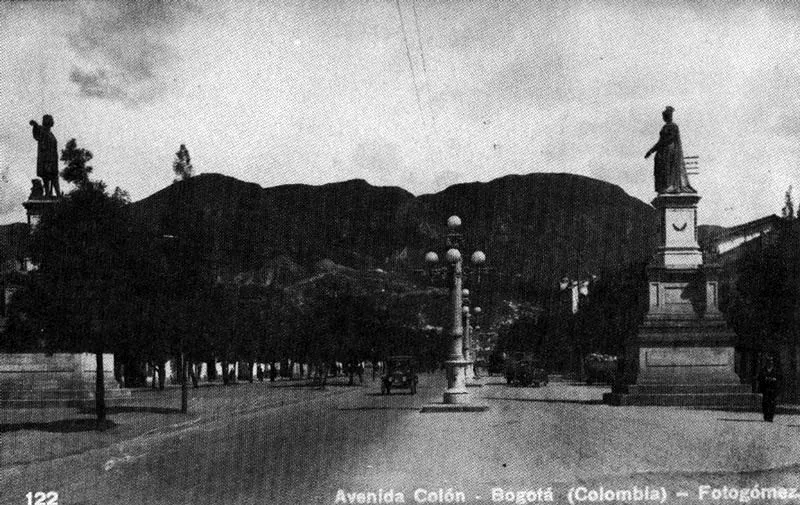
(645, 106, 695, 194)
(29, 114, 61, 199)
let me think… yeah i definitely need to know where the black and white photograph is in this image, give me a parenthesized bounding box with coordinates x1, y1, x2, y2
(2, 1, 800, 504)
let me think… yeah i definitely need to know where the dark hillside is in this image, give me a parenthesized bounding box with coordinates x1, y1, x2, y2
(129, 172, 659, 300)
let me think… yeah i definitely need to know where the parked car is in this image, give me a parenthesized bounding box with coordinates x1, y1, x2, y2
(584, 353, 618, 385)
(505, 352, 548, 387)
(486, 353, 506, 375)
(381, 356, 419, 395)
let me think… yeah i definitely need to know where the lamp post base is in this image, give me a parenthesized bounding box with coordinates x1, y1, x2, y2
(443, 389, 469, 404)
(443, 358, 469, 404)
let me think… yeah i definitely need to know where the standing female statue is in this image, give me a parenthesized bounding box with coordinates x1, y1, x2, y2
(645, 106, 695, 194)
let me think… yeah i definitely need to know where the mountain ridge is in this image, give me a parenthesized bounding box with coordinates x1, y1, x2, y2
(124, 172, 660, 300)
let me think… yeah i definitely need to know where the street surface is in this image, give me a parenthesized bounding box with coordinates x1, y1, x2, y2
(3, 374, 800, 504)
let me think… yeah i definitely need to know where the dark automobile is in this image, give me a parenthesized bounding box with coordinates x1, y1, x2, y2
(486, 353, 506, 375)
(505, 353, 548, 387)
(381, 356, 419, 395)
(584, 353, 618, 385)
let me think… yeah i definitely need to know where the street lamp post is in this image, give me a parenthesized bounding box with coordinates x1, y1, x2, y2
(425, 216, 486, 405)
(461, 290, 482, 383)
(559, 275, 594, 381)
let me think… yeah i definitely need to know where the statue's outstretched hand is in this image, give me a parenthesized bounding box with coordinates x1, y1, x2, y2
(644, 150, 652, 159)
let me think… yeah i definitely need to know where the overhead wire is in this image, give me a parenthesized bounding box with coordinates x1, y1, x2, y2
(394, 0, 447, 188)
(394, 0, 425, 119)
(410, 0, 436, 126)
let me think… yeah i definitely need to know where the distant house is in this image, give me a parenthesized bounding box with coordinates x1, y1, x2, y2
(699, 214, 782, 264)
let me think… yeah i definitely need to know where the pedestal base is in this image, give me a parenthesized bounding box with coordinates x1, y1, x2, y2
(420, 404, 489, 413)
(0, 353, 131, 408)
(443, 358, 470, 404)
(608, 318, 761, 410)
(604, 385, 760, 410)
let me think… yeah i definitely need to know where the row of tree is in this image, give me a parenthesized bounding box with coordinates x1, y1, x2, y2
(494, 264, 648, 374)
(495, 212, 800, 386)
(5, 140, 447, 428)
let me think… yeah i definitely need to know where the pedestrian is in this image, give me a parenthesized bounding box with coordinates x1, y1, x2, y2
(357, 362, 364, 385)
(758, 355, 782, 422)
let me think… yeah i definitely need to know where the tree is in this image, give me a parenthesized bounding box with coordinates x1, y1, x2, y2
(173, 144, 194, 181)
(782, 186, 795, 220)
(158, 182, 214, 408)
(18, 179, 145, 429)
(60, 138, 93, 187)
(725, 220, 800, 379)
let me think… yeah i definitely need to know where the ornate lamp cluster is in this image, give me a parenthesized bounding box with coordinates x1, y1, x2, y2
(424, 215, 486, 405)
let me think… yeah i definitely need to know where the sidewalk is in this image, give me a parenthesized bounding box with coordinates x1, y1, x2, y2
(0, 376, 367, 468)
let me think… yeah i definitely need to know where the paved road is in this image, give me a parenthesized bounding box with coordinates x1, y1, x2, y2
(4, 374, 800, 504)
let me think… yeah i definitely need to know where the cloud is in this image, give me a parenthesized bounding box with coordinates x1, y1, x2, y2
(67, 1, 200, 104)
(69, 67, 125, 100)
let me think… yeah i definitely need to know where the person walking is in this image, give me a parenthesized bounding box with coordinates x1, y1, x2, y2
(758, 355, 782, 422)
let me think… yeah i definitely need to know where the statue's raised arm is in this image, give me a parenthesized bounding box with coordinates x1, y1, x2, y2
(645, 106, 695, 194)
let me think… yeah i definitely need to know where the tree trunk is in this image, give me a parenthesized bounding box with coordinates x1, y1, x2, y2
(181, 352, 188, 413)
(95, 352, 106, 431)
(222, 359, 229, 385)
(158, 361, 166, 390)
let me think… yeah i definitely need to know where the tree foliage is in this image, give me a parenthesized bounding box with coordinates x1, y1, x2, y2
(725, 220, 800, 355)
(173, 144, 194, 181)
(15, 183, 137, 352)
(60, 138, 93, 187)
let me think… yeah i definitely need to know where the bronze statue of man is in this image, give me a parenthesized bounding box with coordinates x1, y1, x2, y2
(29, 114, 61, 198)
(645, 106, 695, 194)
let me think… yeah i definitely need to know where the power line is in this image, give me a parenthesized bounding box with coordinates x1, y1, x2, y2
(410, 0, 437, 126)
(411, 0, 428, 76)
(395, 0, 425, 118)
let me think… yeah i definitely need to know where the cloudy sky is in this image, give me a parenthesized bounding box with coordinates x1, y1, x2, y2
(2, 0, 799, 226)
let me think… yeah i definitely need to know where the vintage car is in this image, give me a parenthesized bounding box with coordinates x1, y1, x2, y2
(505, 353, 548, 387)
(381, 356, 419, 395)
(583, 353, 618, 385)
(486, 352, 506, 376)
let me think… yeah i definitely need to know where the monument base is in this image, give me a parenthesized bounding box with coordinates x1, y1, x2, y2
(0, 353, 131, 408)
(603, 384, 760, 410)
(604, 190, 761, 410)
(606, 311, 761, 410)
(420, 404, 489, 413)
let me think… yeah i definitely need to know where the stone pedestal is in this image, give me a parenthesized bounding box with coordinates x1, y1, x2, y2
(21, 194, 59, 271)
(605, 193, 760, 410)
(0, 353, 131, 408)
(22, 192, 59, 231)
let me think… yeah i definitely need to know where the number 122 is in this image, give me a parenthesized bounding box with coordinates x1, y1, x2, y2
(26, 492, 58, 505)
